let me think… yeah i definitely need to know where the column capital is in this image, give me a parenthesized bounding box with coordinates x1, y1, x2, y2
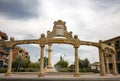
(39, 42, 45, 47)
(73, 35, 80, 48)
(48, 43, 52, 46)
(8, 37, 15, 48)
(39, 33, 46, 47)
(98, 40, 104, 48)
(74, 44, 79, 48)
(48, 49, 52, 52)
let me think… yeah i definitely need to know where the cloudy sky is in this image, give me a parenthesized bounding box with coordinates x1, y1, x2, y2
(0, 0, 120, 66)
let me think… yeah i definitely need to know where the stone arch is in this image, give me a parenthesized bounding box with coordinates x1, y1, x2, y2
(0, 20, 117, 77)
(103, 47, 118, 75)
(38, 32, 81, 77)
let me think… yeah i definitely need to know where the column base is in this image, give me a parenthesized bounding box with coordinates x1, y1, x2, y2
(46, 66, 53, 69)
(112, 72, 118, 76)
(74, 73, 80, 77)
(100, 73, 107, 76)
(44, 66, 58, 73)
(38, 73, 44, 77)
(5, 72, 12, 76)
(106, 71, 110, 74)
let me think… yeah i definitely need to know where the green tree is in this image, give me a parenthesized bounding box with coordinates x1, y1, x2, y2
(12, 56, 31, 71)
(54, 60, 69, 69)
(68, 64, 75, 72)
(79, 58, 90, 69)
(29, 62, 39, 68)
(12, 56, 25, 71)
(24, 58, 31, 68)
(84, 58, 90, 68)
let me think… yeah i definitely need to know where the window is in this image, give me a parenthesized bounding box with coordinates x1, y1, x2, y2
(115, 40, 120, 48)
(107, 43, 111, 46)
(117, 51, 120, 59)
(3, 55, 6, 58)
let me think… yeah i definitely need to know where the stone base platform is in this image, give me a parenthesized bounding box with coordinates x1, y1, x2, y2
(44, 67, 58, 73)
(0, 77, 120, 81)
(0, 73, 120, 81)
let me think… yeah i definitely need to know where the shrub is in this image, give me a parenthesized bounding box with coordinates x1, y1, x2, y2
(0, 68, 7, 73)
(93, 69, 100, 73)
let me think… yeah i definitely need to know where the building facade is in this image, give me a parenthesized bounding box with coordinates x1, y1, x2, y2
(104, 36, 120, 74)
(0, 31, 9, 67)
(91, 62, 100, 71)
(12, 46, 30, 59)
(0, 31, 30, 67)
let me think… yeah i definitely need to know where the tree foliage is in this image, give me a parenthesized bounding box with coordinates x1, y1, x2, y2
(54, 60, 69, 69)
(79, 58, 90, 69)
(12, 56, 30, 71)
(29, 62, 39, 68)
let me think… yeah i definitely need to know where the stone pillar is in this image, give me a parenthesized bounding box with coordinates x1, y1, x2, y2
(74, 47, 80, 77)
(38, 45, 45, 77)
(47, 44, 52, 68)
(112, 53, 118, 75)
(106, 57, 110, 74)
(5, 37, 14, 76)
(5, 48, 13, 76)
(73, 35, 80, 77)
(99, 40, 106, 76)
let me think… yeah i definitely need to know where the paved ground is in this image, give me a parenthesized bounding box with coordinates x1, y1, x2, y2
(0, 73, 120, 81)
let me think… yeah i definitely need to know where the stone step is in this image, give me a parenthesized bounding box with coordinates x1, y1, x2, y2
(0, 78, 120, 81)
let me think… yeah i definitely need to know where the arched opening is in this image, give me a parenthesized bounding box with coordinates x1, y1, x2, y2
(78, 46, 99, 63)
(78, 45, 99, 73)
(11, 44, 40, 73)
(104, 48, 118, 75)
(51, 44, 74, 72)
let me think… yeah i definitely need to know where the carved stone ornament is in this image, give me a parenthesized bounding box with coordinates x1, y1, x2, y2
(47, 20, 73, 39)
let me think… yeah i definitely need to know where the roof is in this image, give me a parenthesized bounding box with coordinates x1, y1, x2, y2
(91, 62, 100, 66)
(0, 31, 8, 40)
(0, 47, 7, 54)
(104, 36, 120, 42)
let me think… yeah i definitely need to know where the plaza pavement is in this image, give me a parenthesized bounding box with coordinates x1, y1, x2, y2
(0, 72, 120, 81)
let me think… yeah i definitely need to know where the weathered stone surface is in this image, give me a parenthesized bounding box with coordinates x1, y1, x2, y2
(0, 77, 120, 81)
(0, 20, 118, 77)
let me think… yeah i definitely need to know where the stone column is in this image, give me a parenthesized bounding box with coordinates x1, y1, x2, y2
(106, 57, 110, 74)
(73, 35, 80, 77)
(99, 40, 106, 76)
(38, 45, 45, 77)
(47, 44, 52, 68)
(74, 47, 80, 77)
(5, 48, 13, 76)
(5, 37, 14, 76)
(112, 53, 118, 75)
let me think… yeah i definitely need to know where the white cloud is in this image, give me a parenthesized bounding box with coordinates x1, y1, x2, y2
(79, 46, 99, 63)
(0, 0, 120, 65)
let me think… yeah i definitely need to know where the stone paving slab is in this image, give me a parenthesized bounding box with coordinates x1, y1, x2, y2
(0, 73, 120, 81)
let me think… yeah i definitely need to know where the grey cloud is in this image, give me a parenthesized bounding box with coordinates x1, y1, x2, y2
(0, 0, 40, 20)
(91, 0, 120, 12)
(16, 31, 36, 39)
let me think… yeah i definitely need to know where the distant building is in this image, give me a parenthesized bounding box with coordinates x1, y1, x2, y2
(104, 36, 120, 74)
(13, 46, 30, 59)
(0, 31, 8, 41)
(91, 62, 100, 71)
(0, 31, 9, 67)
(0, 31, 30, 67)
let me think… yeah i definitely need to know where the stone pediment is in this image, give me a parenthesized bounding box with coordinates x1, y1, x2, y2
(47, 20, 73, 39)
